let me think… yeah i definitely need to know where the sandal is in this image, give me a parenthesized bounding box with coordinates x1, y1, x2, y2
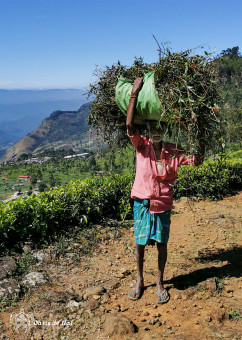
(128, 285, 143, 300)
(157, 288, 170, 304)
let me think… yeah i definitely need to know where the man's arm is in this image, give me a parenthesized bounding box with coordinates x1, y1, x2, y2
(126, 77, 143, 136)
(178, 140, 205, 166)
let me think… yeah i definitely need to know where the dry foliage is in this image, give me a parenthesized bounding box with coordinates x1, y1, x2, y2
(88, 47, 221, 153)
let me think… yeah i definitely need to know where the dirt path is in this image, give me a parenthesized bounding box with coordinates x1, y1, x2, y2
(0, 193, 241, 339)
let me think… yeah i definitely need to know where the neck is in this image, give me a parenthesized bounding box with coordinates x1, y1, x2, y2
(152, 140, 163, 150)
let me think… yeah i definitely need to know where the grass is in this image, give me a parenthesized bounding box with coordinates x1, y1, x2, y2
(229, 310, 241, 321)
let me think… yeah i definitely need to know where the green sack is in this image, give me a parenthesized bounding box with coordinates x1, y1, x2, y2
(115, 71, 168, 124)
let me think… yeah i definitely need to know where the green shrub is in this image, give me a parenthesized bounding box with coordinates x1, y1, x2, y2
(0, 160, 241, 255)
(0, 174, 133, 254)
(173, 159, 242, 200)
(227, 149, 242, 159)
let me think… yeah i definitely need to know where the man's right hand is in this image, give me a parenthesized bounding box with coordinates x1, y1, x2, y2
(131, 77, 143, 97)
(126, 77, 143, 136)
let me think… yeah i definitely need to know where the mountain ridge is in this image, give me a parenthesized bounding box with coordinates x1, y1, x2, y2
(0, 102, 92, 163)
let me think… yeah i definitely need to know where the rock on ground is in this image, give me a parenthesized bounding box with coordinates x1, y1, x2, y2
(0, 278, 20, 299)
(0, 256, 17, 280)
(21, 272, 47, 289)
(104, 313, 137, 336)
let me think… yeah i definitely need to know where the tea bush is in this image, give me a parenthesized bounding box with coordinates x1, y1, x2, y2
(0, 160, 241, 255)
(0, 174, 133, 254)
(173, 159, 242, 200)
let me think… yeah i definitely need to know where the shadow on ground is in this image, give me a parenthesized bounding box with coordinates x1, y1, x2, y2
(166, 246, 242, 290)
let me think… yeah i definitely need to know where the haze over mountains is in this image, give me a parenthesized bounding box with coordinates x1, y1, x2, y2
(0, 89, 89, 156)
(0, 102, 91, 163)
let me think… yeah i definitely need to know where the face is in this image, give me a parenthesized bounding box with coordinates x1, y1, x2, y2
(147, 121, 167, 143)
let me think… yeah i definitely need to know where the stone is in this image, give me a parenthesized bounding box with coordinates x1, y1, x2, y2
(204, 316, 212, 322)
(21, 272, 47, 289)
(32, 251, 49, 263)
(49, 291, 81, 303)
(117, 267, 131, 278)
(108, 230, 121, 240)
(83, 286, 106, 298)
(142, 334, 154, 340)
(199, 279, 217, 292)
(0, 278, 20, 299)
(104, 314, 137, 336)
(0, 256, 17, 280)
(153, 313, 161, 318)
(100, 294, 109, 304)
(211, 308, 227, 323)
(113, 305, 120, 312)
(22, 245, 31, 252)
(120, 304, 128, 312)
(232, 289, 242, 301)
(66, 300, 79, 308)
(81, 298, 100, 311)
(93, 294, 101, 300)
(149, 318, 159, 325)
(103, 279, 120, 290)
(33, 332, 42, 340)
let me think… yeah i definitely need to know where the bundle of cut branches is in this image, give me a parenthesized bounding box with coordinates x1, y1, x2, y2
(87, 48, 221, 153)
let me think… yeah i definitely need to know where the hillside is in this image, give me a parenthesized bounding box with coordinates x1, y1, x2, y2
(0, 193, 241, 339)
(0, 103, 91, 163)
(0, 89, 89, 153)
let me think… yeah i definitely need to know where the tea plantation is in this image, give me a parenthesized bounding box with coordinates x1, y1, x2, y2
(0, 158, 241, 255)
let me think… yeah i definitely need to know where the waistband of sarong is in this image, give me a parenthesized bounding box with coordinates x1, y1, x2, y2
(134, 198, 150, 208)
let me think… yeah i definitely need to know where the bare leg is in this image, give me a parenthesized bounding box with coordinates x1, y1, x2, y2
(128, 244, 145, 299)
(156, 242, 169, 300)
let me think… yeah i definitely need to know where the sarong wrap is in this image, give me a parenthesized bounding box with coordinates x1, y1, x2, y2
(133, 198, 171, 245)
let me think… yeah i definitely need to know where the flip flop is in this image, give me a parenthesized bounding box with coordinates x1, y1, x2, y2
(157, 288, 170, 304)
(128, 285, 143, 300)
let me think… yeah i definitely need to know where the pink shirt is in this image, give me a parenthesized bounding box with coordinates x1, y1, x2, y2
(128, 129, 197, 213)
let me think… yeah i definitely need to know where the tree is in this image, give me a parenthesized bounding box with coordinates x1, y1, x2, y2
(220, 46, 241, 58)
(88, 156, 97, 171)
(225, 107, 242, 146)
(49, 172, 55, 187)
(38, 183, 47, 192)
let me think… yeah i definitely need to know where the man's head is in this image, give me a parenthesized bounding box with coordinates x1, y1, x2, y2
(146, 121, 167, 143)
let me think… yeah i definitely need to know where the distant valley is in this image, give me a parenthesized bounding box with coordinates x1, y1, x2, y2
(0, 89, 90, 155)
(0, 102, 92, 163)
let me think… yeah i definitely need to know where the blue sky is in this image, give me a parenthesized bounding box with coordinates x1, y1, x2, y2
(0, 0, 241, 89)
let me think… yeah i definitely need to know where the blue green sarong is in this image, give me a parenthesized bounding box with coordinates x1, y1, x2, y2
(133, 198, 171, 245)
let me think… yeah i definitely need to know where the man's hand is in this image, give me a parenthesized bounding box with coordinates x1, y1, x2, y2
(126, 78, 143, 136)
(131, 77, 143, 97)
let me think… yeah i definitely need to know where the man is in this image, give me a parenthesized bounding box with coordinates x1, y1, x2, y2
(126, 77, 204, 304)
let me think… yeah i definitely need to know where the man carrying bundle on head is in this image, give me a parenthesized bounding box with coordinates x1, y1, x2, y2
(126, 77, 205, 304)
